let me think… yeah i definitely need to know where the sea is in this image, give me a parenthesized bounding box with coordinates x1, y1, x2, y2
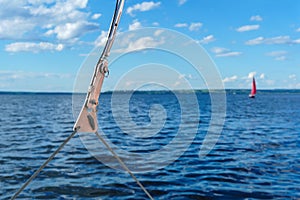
(1, 90, 299, 199)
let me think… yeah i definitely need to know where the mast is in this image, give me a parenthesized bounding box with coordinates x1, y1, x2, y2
(74, 0, 125, 133)
(12, 1, 153, 199)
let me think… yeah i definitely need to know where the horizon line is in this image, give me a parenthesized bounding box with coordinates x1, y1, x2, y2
(1, 88, 300, 94)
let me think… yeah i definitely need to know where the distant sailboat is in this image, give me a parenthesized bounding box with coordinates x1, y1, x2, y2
(249, 77, 256, 98)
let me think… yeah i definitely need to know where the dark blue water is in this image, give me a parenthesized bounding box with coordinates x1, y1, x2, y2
(1, 91, 300, 199)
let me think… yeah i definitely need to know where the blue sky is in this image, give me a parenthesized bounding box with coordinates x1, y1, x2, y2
(0, 0, 300, 92)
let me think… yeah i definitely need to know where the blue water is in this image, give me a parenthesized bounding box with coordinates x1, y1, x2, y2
(1, 91, 300, 199)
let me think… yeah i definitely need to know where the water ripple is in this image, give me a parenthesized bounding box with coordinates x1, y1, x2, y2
(1, 92, 300, 199)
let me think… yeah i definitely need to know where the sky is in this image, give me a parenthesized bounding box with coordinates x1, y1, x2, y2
(0, 0, 300, 92)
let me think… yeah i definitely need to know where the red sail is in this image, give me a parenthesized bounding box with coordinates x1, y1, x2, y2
(251, 77, 256, 95)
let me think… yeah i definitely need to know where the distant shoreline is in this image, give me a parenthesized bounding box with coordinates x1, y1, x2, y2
(1, 89, 300, 95)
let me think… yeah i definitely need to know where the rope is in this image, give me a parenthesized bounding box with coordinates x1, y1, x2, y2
(11, 128, 154, 199)
(94, 131, 154, 200)
(10, 129, 78, 200)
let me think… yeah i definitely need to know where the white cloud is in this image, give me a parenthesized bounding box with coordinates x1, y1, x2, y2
(114, 35, 165, 53)
(266, 51, 287, 57)
(236, 25, 260, 32)
(248, 71, 257, 79)
(94, 31, 108, 47)
(154, 29, 164, 36)
(0, 0, 98, 45)
(152, 22, 159, 26)
(275, 56, 287, 61)
(266, 51, 288, 61)
(265, 36, 291, 44)
(245, 36, 298, 45)
(0, 70, 73, 91)
(296, 28, 300, 32)
(5, 42, 64, 53)
(91, 13, 102, 20)
(178, 0, 187, 6)
(259, 73, 265, 79)
(189, 22, 202, 31)
(211, 47, 242, 57)
(222, 73, 276, 88)
(174, 22, 203, 31)
(174, 23, 188, 28)
(223, 75, 238, 83)
(178, 73, 192, 80)
(211, 47, 228, 54)
(250, 15, 263, 21)
(126, 1, 161, 16)
(123, 37, 164, 52)
(0, 70, 70, 80)
(129, 20, 142, 31)
(199, 35, 215, 44)
(293, 38, 300, 44)
(245, 37, 264, 45)
(216, 52, 242, 57)
(45, 21, 98, 40)
(0, 18, 35, 40)
(27, 0, 56, 4)
(289, 74, 296, 80)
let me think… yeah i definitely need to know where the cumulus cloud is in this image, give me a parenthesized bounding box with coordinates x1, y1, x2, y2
(94, 31, 108, 47)
(178, 0, 187, 6)
(45, 21, 98, 40)
(115, 36, 165, 53)
(289, 74, 296, 80)
(5, 42, 64, 53)
(91, 13, 102, 20)
(174, 22, 203, 31)
(245, 37, 264, 45)
(296, 28, 300, 32)
(152, 22, 159, 26)
(222, 72, 270, 88)
(0, 70, 70, 81)
(236, 25, 260, 32)
(174, 23, 188, 28)
(211, 47, 228, 54)
(199, 35, 215, 44)
(248, 71, 257, 79)
(245, 36, 299, 45)
(189, 22, 202, 31)
(129, 19, 142, 31)
(211, 47, 242, 57)
(216, 52, 242, 57)
(293, 38, 300, 44)
(0, 0, 100, 50)
(178, 73, 192, 80)
(266, 51, 288, 61)
(223, 75, 238, 83)
(127, 1, 161, 16)
(250, 15, 263, 21)
(266, 51, 287, 57)
(0, 70, 73, 91)
(112, 31, 165, 53)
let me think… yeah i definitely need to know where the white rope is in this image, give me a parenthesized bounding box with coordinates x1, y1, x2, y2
(11, 128, 154, 199)
(11, 129, 78, 199)
(94, 131, 154, 200)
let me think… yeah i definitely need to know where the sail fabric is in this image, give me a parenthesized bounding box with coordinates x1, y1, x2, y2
(251, 77, 256, 95)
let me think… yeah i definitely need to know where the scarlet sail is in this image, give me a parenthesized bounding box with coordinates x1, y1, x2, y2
(249, 77, 256, 98)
